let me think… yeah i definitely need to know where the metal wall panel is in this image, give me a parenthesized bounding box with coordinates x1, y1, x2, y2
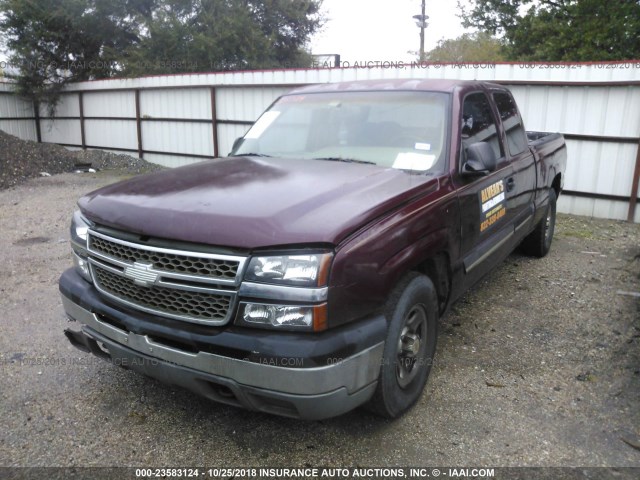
(1, 66, 639, 221)
(0, 93, 34, 118)
(0, 119, 37, 141)
(56, 63, 640, 92)
(216, 87, 290, 122)
(40, 119, 82, 145)
(509, 85, 640, 137)
(141, 121, 213, 156)
(0, 91, 37, 140)
(141, 88, 211, 119)
(142, 152, 210, 169)
(83, 91, 136, 118)
(84, 119, 137, 150)
(506, 83, 639, 221)
(39, 93, 80, 118)
(558, 197, 640, 223)
(217, 123, 251, 157)
(562, 139, 637, 195)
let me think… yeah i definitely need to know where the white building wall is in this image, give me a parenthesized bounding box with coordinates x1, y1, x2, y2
(0, 85, 37, 140)
(0, 119, 37, 141)
(141, 88, 211, 119)
(141, 121, 214, 158)
(83, 91, 136, 117)
(84, 119, 138, 150)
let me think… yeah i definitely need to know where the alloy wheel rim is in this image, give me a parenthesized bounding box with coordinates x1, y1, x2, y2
(396, 305, 427, 388)
(544, 205, 554, 243)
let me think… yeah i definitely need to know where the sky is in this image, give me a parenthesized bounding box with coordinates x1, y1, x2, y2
(309, 0, 472, 64)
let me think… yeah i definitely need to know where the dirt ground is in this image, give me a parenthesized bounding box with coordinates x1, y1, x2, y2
(0, 171, 638, 474)
(0, 130, 161, 190)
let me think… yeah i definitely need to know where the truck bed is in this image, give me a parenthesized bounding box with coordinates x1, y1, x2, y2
(527, 131, 566, 159)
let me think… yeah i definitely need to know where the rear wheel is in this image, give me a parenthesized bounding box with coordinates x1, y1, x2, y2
(521, 188, 557, 258)
(366, 273, 438, 418)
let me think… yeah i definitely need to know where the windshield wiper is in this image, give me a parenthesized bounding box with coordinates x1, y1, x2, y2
(312, 157, 376, 165)
(232, 152, 272, 157)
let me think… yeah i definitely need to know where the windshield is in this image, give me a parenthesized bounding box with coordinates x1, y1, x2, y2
(232, 91, 449, 173)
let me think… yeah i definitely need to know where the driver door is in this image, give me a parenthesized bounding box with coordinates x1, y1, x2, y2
(455, 91, 519, 289)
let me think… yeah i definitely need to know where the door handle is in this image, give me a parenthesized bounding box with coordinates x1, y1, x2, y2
(506, 177, 515, 192)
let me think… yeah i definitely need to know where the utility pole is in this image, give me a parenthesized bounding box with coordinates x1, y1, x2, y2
(412, 0, 428, 61)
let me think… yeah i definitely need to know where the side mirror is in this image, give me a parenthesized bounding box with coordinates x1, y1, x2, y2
(462, 142, 497, 176)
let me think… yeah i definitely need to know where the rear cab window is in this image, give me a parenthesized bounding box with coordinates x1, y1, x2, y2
(492, 91, 528, 157)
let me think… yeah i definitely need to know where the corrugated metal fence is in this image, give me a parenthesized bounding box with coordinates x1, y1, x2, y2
(1, 63, 639, 222)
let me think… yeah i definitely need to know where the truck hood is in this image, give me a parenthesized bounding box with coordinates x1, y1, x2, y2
(78, 156, 437, 250)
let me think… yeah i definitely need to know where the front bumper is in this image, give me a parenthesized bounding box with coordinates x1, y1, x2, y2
(59, 269, 386, 419)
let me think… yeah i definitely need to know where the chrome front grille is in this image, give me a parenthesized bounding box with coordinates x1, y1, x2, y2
(89, 234, 240, 280)
(92, 265, 232, 322)
(86, 230, 247, 325)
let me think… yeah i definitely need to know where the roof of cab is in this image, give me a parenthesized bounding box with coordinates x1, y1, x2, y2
(287, 78, 503, 95)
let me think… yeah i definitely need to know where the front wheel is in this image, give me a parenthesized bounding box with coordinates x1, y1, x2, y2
(366, 273, 438, 418)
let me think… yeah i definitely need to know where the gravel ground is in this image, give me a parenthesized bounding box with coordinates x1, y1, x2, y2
(0, 172, 638, 475)
(0, 130, 162, 190)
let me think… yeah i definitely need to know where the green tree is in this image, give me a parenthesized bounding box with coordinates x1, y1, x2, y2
(459, 0, 640, 61)
(0, 0, 323, 107)
(122, 0, 322, 75)
(0, 0, 148, 108)
(424, 32, 506, 62)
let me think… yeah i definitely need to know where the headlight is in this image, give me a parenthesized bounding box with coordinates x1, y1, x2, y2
(237, 302, 327, 332)
(70, 210, 93, 282)
(70, 210, 91, 249)
(244, 253, 332, 287)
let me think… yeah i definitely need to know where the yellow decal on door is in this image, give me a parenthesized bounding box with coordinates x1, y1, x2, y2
(480, 180, 506, 232)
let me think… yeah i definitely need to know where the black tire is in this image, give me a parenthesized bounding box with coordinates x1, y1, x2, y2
(366, 273, 438, 418)
(520, 188, 557, 258)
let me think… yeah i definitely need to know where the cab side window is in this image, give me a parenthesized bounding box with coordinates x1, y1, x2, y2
(493, 92, 527, 156)
(461, 92, 503, 161)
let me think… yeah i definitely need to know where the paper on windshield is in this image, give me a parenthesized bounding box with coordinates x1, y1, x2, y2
(392, 152, 437, 171)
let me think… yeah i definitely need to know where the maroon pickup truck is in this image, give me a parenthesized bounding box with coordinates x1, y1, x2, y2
(60, 79, 566, 419)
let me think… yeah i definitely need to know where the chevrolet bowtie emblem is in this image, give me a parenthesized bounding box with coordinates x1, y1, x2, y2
(124, 262, 159, 287)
